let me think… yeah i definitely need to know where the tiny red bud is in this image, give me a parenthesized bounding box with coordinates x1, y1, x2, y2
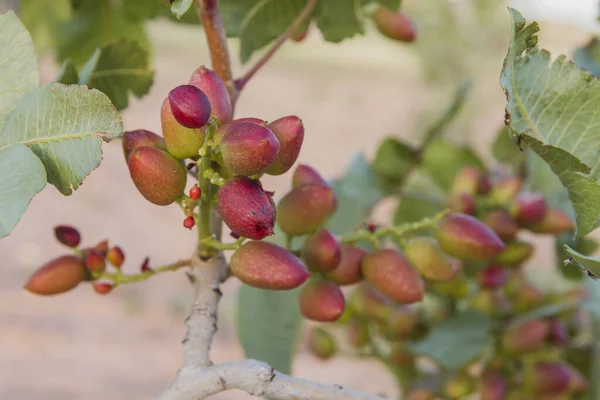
(189, 185, 201, 201)
(140, 257, 151, 272)
(85, 249, 106, 273)
(94, 240, 109, 257)
(106, 246, 125, 268)
(183, 216, 195, 229)
(367, 223, 377, 233)
(230, 231, 240, 239)
(54, 225, 81, 247)
(93, 282, 113, 295)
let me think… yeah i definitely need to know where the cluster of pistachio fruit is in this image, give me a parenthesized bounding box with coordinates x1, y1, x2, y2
(306, 166, 593, 400)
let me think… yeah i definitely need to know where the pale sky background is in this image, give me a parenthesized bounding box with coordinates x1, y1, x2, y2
(511, 0, 599, 31)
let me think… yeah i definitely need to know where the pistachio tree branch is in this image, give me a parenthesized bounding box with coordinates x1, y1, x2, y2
(158, 251, 385, 400)
(234, 0, 317, 92)
(195, 0, 238, 105)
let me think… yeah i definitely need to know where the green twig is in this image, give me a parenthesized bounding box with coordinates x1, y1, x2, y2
(199, 236, 246, 251)
(94, 259, 192, 285)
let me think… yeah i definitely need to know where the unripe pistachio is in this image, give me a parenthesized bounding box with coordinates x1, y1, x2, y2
(189, 185, 201, 201)
(374, 8, 417, 42)
(450, 166, 480, 195)
(307, 327, 336, 360)
(127, 146, 187, 205)
(479, 369, 507, 400)
(93, 282, 113, 295)
(188, 66, 232, 126)
(94, 240, 109, 257)
(277, 184, 337, 236)
(265, 116, 304, 175)
(527, 208, 574, 234)
(389, 343, 415, 367)
(511, 192, 548, 224)
(348, 283, 392, 321)
(347, 321, 369, 348)
(503, 319, 549, 353)
(436, 213, 505, 261)
(160, 97, 204, 159)
(471, 290, 496, 316)
(404, 236, 461, 282)
(24, 255, 87, 295)
(84, 249, 106, 273)
(448, 193, 476, 215)
(444, 372, 475, 399)
(122, 129, 166, 160)
(230, 241, 309, 290)
(482, 210, 519, 242)
(324, 245, 366, 285)
(526, 362, 572, 395)
(490, 177, 521, 203)
(493, 241, 534, 266)
(106, 246, 125, 268)
(54, 225, 81, 248)
(302, 229, 341, 273)
(429, 274, 470, 299)
(407, 389, 436, 400)
(299, 278, 345, 322)
(292, 164, 329, 188)
(477, 175, 492, 194)
(513, 283, 543, 312)
(361, 249, 424, 304)
(220, 121, 280, 176)
(217, 176, 275, 240)
(548, 317, 569, 346)
(477, 264, 508, 290)
(382, 306, 419, 338)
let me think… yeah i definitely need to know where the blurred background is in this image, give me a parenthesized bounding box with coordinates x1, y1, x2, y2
(0, 0, 598, 398)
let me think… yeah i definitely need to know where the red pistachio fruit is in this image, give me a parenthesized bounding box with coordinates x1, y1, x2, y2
(324, 245, 366, 285)
(299, 278, 345, 322)
(361, 249, 424, 304)
(436, 213, 505, 261)
(168, 84, 211, 129)
(54, 225, 81, 248)
(217, 176, 276, 240)
(230, 241, 309, 290)
(301, 229, 342, 273)
(24, 255, 87, 295)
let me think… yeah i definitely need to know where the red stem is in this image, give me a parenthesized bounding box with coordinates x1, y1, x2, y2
(234, 0, 317, 92)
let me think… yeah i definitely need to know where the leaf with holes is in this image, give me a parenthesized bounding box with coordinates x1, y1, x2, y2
(501, 9, 600, 236)
(0, 144, 47, 239)
(0, 83, 122, 195)
(78, 40, 153, 110)
(0, 11, 40, 132)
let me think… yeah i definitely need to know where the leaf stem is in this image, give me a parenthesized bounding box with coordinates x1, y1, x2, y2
(339, 209, 450, 247)
(234, 0, 317, 92)
(95, 259, 192, 285)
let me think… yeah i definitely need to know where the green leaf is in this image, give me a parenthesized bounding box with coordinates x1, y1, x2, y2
(316, 0, 363, 43)
(408, 310, 493, 369)
(20, 0, 71, 54)
(421, 138, 486, 191)
(0, 11, 40, 131)
(394, 194, 444, 225)
(512, 301, 577, 325)
(492, 125, 525, 168)
(122, 0, 164, 20)
(220, 0, 256, 37)
(555, 233, 594, 280)
(239, 0, 308, 63)
(372, 137, 418, 182)
(56, 0, 150, 66)
(56, 59, 79, 84)
(564, 244, 600, 279)
(500, 9, 600, 236)
(0, 83, 123, 195)
(327, 153, 384, 234)
(574, 37, 600, 78)
(237, 285, 302, 374)
(0, 144, 47, 238)
(170, 0, 193, 19)
(78, 40, 153, 110)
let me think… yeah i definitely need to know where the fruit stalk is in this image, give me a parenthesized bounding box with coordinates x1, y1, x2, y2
(197, 122, 218, 257)
(93, 259, 192, 286)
